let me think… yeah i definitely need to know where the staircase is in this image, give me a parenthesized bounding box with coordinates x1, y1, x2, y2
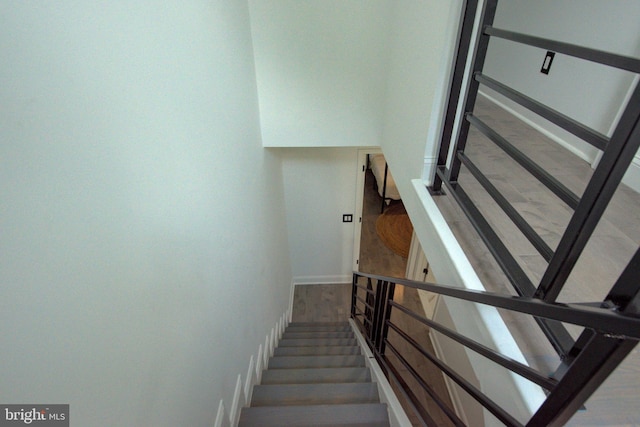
(238, 322, 391, 426)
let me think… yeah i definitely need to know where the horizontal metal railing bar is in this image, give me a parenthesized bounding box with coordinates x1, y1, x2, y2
(436, 168, 576, 356)
(387, 322, 524, 427)
(457, 151, 555, 262)
(376, 353, 434, 427)
(390, 300, 558, 390)
(353, 308, 373, 328)
(355, 295, 372, 311)
(354, 271, 640, 340)
(354, 282, 376, 296)
(466, 114, 581, 209)
(476, 73, 609, 151)
(353, 308, 372, 327)
(436, 167, 536, 294)
(535, 86, 640, 303)
(384, 340, 466, 426)
(353, 305, 367, 317)
(484, 26, 640, 74)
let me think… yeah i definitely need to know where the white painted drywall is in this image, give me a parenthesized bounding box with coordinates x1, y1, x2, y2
(379, 0, 463, 202)
(248, 0, 391, 147)
(483, 0, 640, 189)
(279, 148, 358, 283)
(0, 2, 292, 426)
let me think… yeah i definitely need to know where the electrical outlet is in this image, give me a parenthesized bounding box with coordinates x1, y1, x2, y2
(342, 214, 353, 223)
(541, 51, 555, 74)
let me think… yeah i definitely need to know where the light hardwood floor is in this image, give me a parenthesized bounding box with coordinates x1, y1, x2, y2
(433, 94, 640, 426)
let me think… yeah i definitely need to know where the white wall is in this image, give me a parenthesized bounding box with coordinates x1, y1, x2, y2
(279, 148, 358, 284)
(0, 2, 292, 426)
(482, 0, 640, 189)
(249, 0, 391, 147)
(380, 0, 463, 204)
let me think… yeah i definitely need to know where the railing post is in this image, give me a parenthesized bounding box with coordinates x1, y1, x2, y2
(350, 273, 357, 320)
(528, 334, 637, 427)
(365, 278, 375, 338)
(535, 83, 640, 303)
(531, 247, 640, 425)
(379, 282, 396, 355)
(431, 0, 481, 193)
(371, 280, 387, 353)
(431, 0, 498, 193)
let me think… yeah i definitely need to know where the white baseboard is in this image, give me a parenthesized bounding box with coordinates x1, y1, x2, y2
(623, 156, 640, 193)
(213, 400, 230, 427)
(228, 375, 245, 427)
(480, 89, 640, 193)
(293, 275, 352, 285)
(349, 319, 413, 427)
(214, 309, 290, 427)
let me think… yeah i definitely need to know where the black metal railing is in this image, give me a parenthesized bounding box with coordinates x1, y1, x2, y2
(430, 0, 640, 364)
(351, 256, 640, 426)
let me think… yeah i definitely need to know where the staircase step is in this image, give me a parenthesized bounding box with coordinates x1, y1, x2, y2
(287, 322, 350, 328)
(282, 331, 354, 339)
(269, 355, 365, 369)
(251, 383, 380, 406)
(261, 367, 372, 384)
(278, 338, 358, 347)
(238, 403, 390, 426)
(286, 324, 352, 332)
(274, 345, 361, 356)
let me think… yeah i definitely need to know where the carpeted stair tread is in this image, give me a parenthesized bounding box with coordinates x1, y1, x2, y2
(274, 345, 361, 356)
(260, 367, 372, 385)
(268, 355, 365, 369)
(278, 337, 358, 347)
(282, 331, 354, 339)
(238, 403, 390, 426)
(238, 321, 392, 426)
(287, 321, 350, 328)
(251, 382, 380, 406)
(286, 324, 352, 332)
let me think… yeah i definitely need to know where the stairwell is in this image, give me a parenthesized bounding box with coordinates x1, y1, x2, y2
(238, 322, 391, 426)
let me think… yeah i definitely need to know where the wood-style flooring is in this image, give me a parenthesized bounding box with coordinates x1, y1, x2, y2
(433, 94, 640, 426)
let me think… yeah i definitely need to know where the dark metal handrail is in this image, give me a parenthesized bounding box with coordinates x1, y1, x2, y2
(351, 250, 640, 426)
(429, 0, 640, 364)
(465, 114, 581, 209)
(354, 271, 640, 341)
(484, 26, 640, 73)
(457, 151, 554, 261)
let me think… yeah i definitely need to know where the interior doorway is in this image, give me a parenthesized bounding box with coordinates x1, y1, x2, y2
(352, 149, 409, 279)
